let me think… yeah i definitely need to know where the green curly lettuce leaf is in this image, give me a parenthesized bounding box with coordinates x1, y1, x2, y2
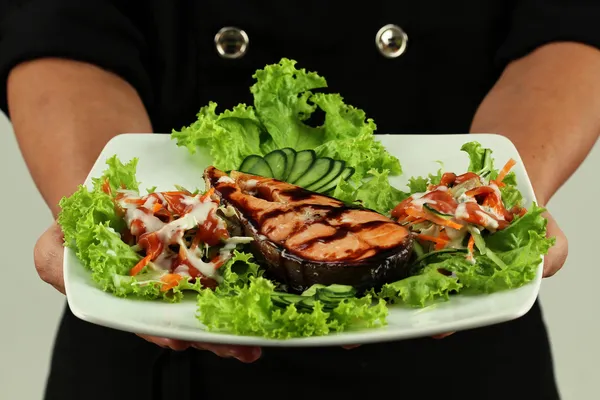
(172, 58, 401, 183)
(171, 103, 264, 171)
(250, 58, 327, 152)
(376, 144, 554, 307)
(58, 155, 203, 302)
(377, 264, 463, 307)
(332, 169, 409, 215)
(196, 252, 388, 338)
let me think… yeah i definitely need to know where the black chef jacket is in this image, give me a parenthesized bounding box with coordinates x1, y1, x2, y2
(2, 1, 599, 399)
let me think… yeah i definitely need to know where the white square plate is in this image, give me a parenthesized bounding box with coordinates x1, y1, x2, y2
(64, 133, 542, 347)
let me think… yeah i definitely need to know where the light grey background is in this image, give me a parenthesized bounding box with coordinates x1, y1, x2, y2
(0, 113, 598, 399)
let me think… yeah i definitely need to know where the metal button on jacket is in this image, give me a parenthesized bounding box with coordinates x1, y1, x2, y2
(375, 24, 408, 58)
(214, 26, 249, 59)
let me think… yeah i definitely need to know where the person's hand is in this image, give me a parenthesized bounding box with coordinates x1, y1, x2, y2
(540, 211, 568, 278)
(34, 221, 262, 363)
(136, 334, 261, 362)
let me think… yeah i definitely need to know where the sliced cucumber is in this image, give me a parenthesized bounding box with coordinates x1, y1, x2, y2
(306, 160, 346, 192)
(286, 149, 316, 184)
(318, 166, 355, 194)
(467, 227, 507, 270)
(314, 285, 356, 309)
(264, 150, 287, 180)
(272, 284, 358, 312)
(317, 284, 357, 299)
(293, 157, 333, 188)
(424, 203, 454, 219)
(301, 284, 327, 297)
(478, 149, 494, 178)
(296, 297, 317, 311)
(271, 293, 305, 308)
(280, 148, 297, 181)
(412, 240, 425, 258)
(239, 154, 262, 173)
(239, 155, 274, 178)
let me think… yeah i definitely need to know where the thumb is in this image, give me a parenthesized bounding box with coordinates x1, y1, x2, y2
(34, 221, 66, 294)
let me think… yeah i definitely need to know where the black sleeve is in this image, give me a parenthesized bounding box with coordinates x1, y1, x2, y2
(496, 0, 600, 67)
(0, 0, 153, 118)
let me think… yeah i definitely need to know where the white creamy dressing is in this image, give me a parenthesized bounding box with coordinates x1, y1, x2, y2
(217, 217, 227, 231)
(412, 197, 437, 207)
(222, 236, 254, 246)
(475, 211, 499, 229)
(217, 176, 235, 184)
(245, 179, 258, 189)
(173, 265, 191, 278)
(178, 196, 196, 206)
(454, 203, 470, 220)
(456, 193, 477, 204)
(489, 181, 502, 199)
(179, 241, 220, 279)
(445, 226, 468, 249)
(153, 250, 175, 272)
(481, 205, 505, 220)
(118, 190, 253, 281)
(126, 208, 166, 234)
(154, 192, 166, 204)
(116, 189, 139, 199)
(142, 195, 157, 210)
(157, 198, 217, 243)
(482, 182, 505, 220)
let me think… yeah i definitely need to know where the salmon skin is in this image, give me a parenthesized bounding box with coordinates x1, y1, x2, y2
(204, 166, 414, 293)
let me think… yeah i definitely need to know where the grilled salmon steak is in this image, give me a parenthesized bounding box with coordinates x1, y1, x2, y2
(204, 166, 414, 292)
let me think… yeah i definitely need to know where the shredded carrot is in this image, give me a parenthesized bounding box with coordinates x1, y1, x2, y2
(211, 256, 226, 269)
(401, 216, 426, 225)
(152, 203, 162, 213)
(511, 205, 527, 218)
(404, 215, 418, 222)
(496, 158, 516, 183)
(160, 274, 183, 292)
(416, 233, 449, 246)
(406, 207, 463, 230)
(130, 255, 152, 276)
(101, 178, 112, 196)
(161, 190, 191, 196)
(123, 197, 145, 205)
(178, 245, 188, 260)
(435, 230, 450, 250)
(199, 188, 215, 202)
(468, 234, 475, 254)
